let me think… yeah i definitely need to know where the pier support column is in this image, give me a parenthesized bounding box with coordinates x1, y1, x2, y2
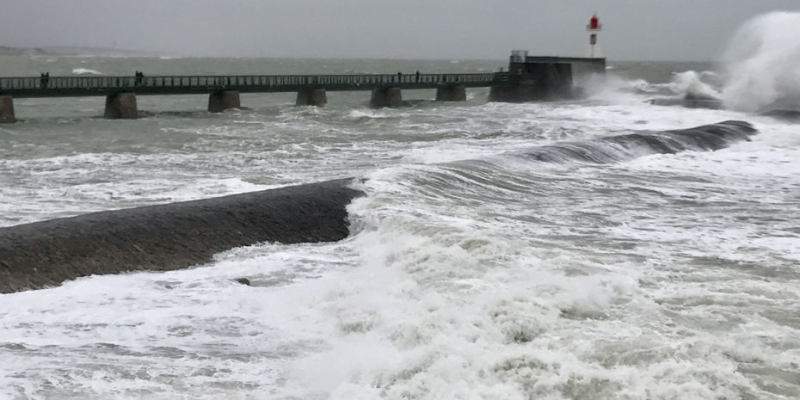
(104, 93, 138, 120)
(296, 88, 327, 106)
(370, 87, 402, 108)
(208, 91, 241, 113)
(0, 96, 16, 123)
(435, 85, 467, 102)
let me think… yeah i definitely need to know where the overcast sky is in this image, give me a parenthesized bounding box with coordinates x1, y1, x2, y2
(1, 0, 797, 60)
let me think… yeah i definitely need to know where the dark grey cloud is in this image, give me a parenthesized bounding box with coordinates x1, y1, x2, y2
(0, 0, 798, 60)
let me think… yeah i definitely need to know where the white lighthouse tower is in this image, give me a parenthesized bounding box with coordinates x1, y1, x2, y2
(587, 14, 602, 58)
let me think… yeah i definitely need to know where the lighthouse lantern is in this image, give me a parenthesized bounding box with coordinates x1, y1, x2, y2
(588, 15, 601, 31)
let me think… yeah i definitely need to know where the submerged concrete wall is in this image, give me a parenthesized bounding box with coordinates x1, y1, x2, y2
(0, 179, 362, 294)
(0, 96, 15, 123)
(370, 87, 402, 108)
(296, 88, 327, 106)
(104, 93, 138, 119)
(208, 91, 241, 112)
(649, 93, 724, 110)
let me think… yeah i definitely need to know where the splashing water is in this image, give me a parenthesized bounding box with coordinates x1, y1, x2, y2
(585, 70, 720, 106)
(668, 71, 721, 99)
(71, 68, 103, 75)
(722, 12, 800, 112)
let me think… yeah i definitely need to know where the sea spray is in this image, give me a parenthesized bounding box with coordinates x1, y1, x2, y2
(668, 71, 721, 99)
(722, 12, 800, 112)
(71, 68, 103, 75)
(585, 70, 719, 104)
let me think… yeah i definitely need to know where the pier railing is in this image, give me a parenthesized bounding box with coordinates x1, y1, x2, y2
(0, 73, 512, 98)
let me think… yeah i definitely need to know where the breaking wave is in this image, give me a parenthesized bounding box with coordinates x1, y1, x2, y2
(722, 11, 800, 112)
(0, 120, 755, 294)
(593, 71, 721, 101)
(71, 68, 103, 75)
(510, 120, 753, 164)
(668, 71, 721, 99)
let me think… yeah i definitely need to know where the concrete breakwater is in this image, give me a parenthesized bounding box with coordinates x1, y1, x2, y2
(0, 179, 362, 294)
(0, 121, 757, 294)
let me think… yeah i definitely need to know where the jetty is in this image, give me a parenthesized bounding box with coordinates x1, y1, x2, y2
(0, 53, 604, 122)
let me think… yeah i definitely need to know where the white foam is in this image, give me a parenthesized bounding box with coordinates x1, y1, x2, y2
(71, 68, 103, 75)
(589, 69, 721, 105)
(0, 151, 276, 226)
(347, 109, 395, 120)
(668, 70, 721, 99)
(276, 144, 800, 398)
(1, 85, 799, 398)
(584, 75, 659, 104)
(271, 113, 800, 398)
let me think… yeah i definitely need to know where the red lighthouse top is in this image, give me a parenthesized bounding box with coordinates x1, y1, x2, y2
(588, 14, 601, 31)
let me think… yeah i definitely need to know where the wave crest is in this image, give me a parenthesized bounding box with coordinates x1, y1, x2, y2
(71, 68, 103, 75)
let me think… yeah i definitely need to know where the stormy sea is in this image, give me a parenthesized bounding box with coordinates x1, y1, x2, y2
(1, 12, 799, 400)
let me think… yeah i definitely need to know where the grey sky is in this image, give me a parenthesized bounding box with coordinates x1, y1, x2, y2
(1, 0, 797, 60)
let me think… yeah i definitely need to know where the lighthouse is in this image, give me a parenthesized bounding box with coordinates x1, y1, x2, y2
(587, 14, 602, 58)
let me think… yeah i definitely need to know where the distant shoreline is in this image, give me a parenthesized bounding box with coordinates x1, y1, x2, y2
(0, 46, 715, 63)
(0, 45, 158, 57)
(0, 46, 49, 56)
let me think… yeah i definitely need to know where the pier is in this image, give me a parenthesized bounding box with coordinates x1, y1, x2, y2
(0, 54, 605, 123)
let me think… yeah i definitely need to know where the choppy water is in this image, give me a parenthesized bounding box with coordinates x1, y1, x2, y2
(1, 55, 799, 400)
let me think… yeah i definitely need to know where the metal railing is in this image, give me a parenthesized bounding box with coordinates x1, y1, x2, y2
(0, 73, 511, 93)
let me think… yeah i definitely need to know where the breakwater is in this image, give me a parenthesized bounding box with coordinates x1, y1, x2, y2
(0, 179, 362, 293)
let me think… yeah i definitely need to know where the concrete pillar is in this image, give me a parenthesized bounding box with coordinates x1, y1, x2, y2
(296, 88, 327, 106)
(0, 96, 16, 123)
(489, 86, 517, 103)
(538, 63, 574, 99)
(435, 85, 467, 102)
(489, 61, 577, 103)
(104, 93, 138, 120)
(489, 78, 557, 103)
(370, 87, 402, 108)
(208, 91, 241, 113)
